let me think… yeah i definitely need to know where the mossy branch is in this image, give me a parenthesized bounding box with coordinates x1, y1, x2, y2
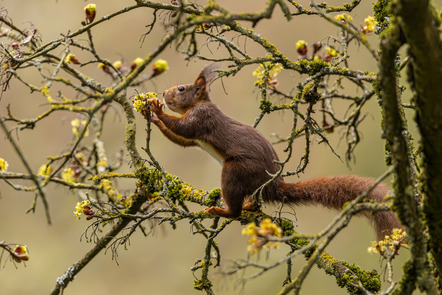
(395, 0, 442, 284)
(378, 12, 439, 294)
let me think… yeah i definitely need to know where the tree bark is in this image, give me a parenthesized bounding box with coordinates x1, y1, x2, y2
(395, 0, 442, 284)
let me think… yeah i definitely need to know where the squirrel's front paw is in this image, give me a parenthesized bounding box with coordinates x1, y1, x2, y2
(147, 98, 164, 112)
(204, 206, 217, 215)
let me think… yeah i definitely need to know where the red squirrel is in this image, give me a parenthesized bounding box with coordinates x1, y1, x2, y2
(146, 63, 401, 240)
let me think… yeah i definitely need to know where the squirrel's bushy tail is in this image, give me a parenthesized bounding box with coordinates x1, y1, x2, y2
(276, 175, 402, 240)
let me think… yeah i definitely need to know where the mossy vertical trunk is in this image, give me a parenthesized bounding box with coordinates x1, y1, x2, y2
(395, 0, 442, 284)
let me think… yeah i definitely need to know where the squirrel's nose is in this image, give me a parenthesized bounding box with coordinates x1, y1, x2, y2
(162, 91, 165, 97)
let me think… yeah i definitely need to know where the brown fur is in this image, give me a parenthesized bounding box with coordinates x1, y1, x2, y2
(147, 63, 401, 240)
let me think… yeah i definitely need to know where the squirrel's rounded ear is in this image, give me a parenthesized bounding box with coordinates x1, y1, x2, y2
(194, 76, 206, 89)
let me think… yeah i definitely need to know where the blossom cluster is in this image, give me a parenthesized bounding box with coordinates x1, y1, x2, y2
(97, 58, 168, 79)
(71, 118, 89, 137)
(242, 218, 283, 254)
(295, 39, 338, 62)
(368, 228, 408, 258)
(252, 62, 283, 87)
(334, 14, 378, 34)
(74, 200, 95, 220)
(133, 92, 158, 113)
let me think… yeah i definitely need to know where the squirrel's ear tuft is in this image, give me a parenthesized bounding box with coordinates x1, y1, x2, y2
(195, 63, 220, 86)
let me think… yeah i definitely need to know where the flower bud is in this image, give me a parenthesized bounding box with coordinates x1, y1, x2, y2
(296, 40, 308, 56)
(11, 42, 20, 50)
(84, 4, 96, 23)
(38, 164, 52, 177)
(312, 42, 322, 54)
(112, 60, 123, 72)
(152, 59, 169, 77)
(130, 57, 144, 72)
(13, 245, 29, 262)
(66, 54, 80, 64)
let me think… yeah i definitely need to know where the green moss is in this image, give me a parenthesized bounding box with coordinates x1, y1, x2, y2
(319, 251, 339, 269)
(125, 117, 137, 144)
(166, 174, 184, 201)
(297, 59, 331, 74)
(304, 244, 318, 259)
(193, 278, 213, 291)
(373, 0, 392, 33)
(238, 210, 265, 224)
(312, 249, 381, 294)
(392, 260, 416, 294)
(299, 81, 322, 103)
(254, 36, 284, 58)
(135, 168, 217, 207)
(259, 99, 273, 113)
(206, 188, 221, 207)
(278, 219, 295, 236)
(384, 141, 393, 166)
(338, 262, 381, 294)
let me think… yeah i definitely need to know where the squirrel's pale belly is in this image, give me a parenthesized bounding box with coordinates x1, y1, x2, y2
(195, 139, 224, 165)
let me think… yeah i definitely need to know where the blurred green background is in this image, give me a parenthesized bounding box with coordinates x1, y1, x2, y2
(0, 0, 431, 294)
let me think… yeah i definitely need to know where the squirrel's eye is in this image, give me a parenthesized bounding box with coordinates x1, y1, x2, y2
(178, 86, 185, 92)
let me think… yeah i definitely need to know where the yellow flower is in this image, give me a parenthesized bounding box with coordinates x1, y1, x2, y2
(252, 63, 283, 80)
(133, 92, 158, 113)
(153, 59, 169, 75)
(38, 164, 52, 177)
(252, 65, 263, 78)
(0, 157, 9, 171)
(71, 118, 89, 137)
(133, 94, 146, 113)
(62, 167, 77, 183)
(130, 57, 144, 72)
(362, 16, 378, 34)
(242, 222, 258, 236)
(259, 218, 283, 238)
(146, 92, 157, 99)
(242, 218, 283, 255)
(367, 228, 407, 256)
(74, 200, 90, 220)
(326, 47, 339, 58)
(334, 14, 353, 24)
